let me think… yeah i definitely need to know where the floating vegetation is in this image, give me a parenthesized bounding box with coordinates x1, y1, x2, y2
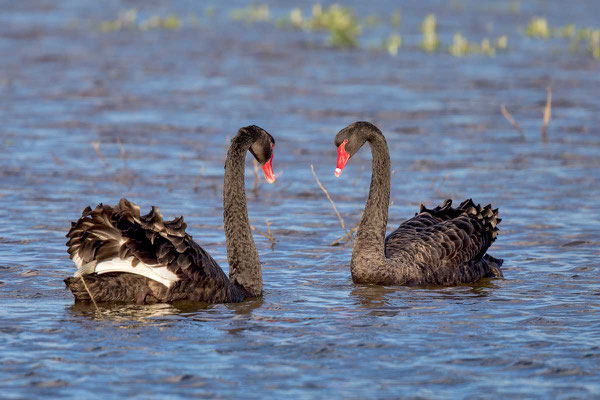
(421, 14, 440, 52)
(230, 4, 270, 23)
(100, 9, 138, 32)
(480, 38, 495, 56)
(391, 10, 401, 27)
(589, 30, 600, 59)
(554, 24, 576, 38)
(525, 17, 600, 60)
(139, 14, 181, 30)
(288, 8, 303, 28)
(100, 9, 184, 32)
(449, 33, 469, 56)
(572, 28, 600, 59)
(383, 33, 402, 56)
(526, 17, 549, 38)
(496, 35, 508, 50)
(94, 5, 600, 61)
(279, 4, 361, 48)
(448, 33, 505, 57)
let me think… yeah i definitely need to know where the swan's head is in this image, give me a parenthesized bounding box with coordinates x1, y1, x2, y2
(244, 125, 276, 184)
(334, 121, 381, 177)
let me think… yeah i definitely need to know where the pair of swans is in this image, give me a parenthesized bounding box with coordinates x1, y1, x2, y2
(65, 122, 503, 304)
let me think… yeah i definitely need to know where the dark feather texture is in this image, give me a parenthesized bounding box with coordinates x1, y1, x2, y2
(65, 198, 243, 303)
(64, 125, 275, 304)
(383, 199, 503, 285)
(335, 121, 503, 286)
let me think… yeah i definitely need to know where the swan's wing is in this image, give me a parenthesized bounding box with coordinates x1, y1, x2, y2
(385, 199, 500, 270)
(66, 198, 230, 288)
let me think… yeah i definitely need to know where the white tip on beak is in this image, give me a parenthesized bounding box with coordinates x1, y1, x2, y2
(334, 168, 342, 177)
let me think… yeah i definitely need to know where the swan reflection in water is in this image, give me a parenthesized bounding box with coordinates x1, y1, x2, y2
(67, 296, 264, 327)
(350, 279, 500, 317)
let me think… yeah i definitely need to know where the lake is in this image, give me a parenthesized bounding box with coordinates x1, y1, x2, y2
(1, 1, 599, 398)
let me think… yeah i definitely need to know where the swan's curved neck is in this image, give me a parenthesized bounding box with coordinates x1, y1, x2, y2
(224, 134, 262, 297)
(351, 133, 390, 272)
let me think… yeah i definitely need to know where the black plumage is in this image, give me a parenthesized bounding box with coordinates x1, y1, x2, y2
(64, 125, 276, 304)
(334, 122, 503, 286)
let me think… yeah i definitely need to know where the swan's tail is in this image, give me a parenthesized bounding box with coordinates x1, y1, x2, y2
(457, 199, 501, 242)
(419, 198, 501, 242)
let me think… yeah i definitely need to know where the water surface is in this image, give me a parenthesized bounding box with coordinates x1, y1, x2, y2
(1, 1, 599, 398)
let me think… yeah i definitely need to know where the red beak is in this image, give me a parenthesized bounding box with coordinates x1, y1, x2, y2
(335, 139, 350, 177)
(262, 151, 275, 184)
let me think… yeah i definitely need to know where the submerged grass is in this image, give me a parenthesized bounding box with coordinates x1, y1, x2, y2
(542, 87, 552, 142)
(526, 17, 549, 38)
(100, 9, 185, 32)
(280, 4, 361, 48)
(310, 165, 357, 246)
(448, 33, 506, 57)
(79, 276, 103, 319)
(96, 5, 599, 61)
(231, 4, 269, 23)
(526, 17, 600, 60)
(310, 164, 346, 233)
(501, 105, 525, 139)
(420, 14, 440, 52)
(383, 33, 402, 56)
(250, 219, 276, 249)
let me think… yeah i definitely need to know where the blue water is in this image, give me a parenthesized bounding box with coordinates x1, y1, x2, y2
(1, 1, 599, 398)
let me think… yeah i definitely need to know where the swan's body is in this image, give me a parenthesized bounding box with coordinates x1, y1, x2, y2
(64, 125, 276, 304)
(334, 121, 503, 286)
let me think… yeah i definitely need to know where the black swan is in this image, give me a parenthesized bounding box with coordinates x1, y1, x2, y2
(333, 121, 503, 285)
(64, 125, 276, 304)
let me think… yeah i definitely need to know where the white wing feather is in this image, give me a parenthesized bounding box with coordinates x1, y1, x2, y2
(73, 256, 179, 288)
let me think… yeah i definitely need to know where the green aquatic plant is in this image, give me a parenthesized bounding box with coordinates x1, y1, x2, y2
(139, 14, 181, 30)
(565, 27, 600, 60)
(100, 9, 138, 32)
(554, 24, 575, 38)
(496, 35, 508, 50)
(288, 8, 303, 28)
(162, 14, 181, 30)
(421, 14, 440, 52)
(391, 10, 401, 27)
(230, 4, 269, 23)
(310, 4, 361, 48)
(449, 33, 469, 56)
(100, 9, 185, 32)
(448, 33, 503, 57)
(526, 17, 549, 38)
(523, 17, 598, 60)
(589, 30, 600, 59)
(479, 38, 495, 56)
(383, 33, 402, 56)
(278, 4, 361, 48)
